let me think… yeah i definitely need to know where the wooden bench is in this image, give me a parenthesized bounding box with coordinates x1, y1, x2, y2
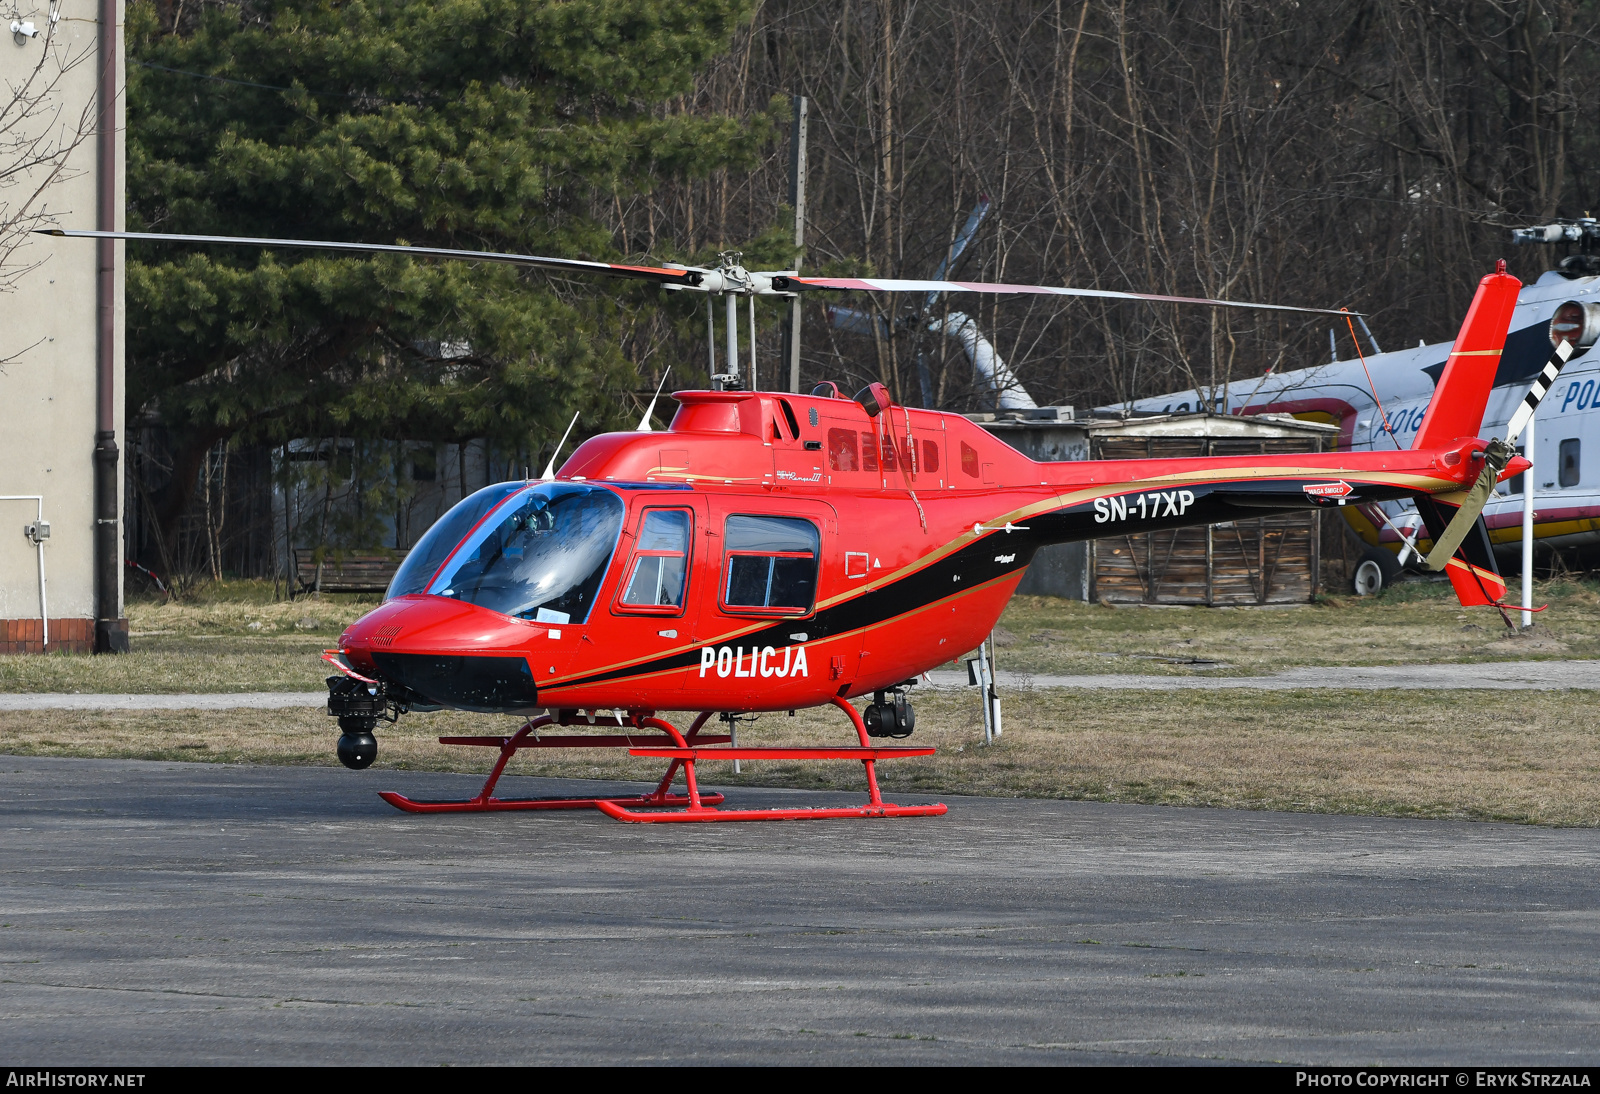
(293, 549, 408, 594)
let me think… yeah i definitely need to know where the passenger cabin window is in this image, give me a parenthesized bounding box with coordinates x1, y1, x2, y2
(722, 515, 820, 614)
(960, 441, 981, 478)
(859, 432, 879, 472)
(618, 509, 691, 612)
(777, 398, 802, 439)
(1560, 439, 1582, 487)
(922, 439, 940, 473)
(828, 428, 859, 471)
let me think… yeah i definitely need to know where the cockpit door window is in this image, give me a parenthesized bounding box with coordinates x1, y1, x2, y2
(616, 508, 692, 614)
(721, 514, 820, 615)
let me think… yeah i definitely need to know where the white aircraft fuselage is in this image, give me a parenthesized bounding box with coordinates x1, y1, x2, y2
(1117, 269, 1600, 556)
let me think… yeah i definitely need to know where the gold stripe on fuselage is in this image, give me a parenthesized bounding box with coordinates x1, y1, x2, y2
(555, 460, 1461, 688)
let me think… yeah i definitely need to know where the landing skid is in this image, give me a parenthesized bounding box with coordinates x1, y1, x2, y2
(379, 699, 947, 823)
(378, 790, 724, 814)
(594, 800, 945, 823)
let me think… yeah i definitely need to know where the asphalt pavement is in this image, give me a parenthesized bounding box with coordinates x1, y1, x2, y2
(2, 756, 1597, 1064)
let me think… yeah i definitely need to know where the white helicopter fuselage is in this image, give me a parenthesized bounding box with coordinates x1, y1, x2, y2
(1116, 269, 1600, 555)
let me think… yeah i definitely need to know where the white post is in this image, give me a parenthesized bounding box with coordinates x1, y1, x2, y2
(976, 639, 994, 745)
(749, 295, 758, 392)
(1522, 412, 1536, 628)
(986, 632, 1002, 738)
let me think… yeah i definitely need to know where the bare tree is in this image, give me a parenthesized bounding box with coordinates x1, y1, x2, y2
(606, 0, 1600, 415)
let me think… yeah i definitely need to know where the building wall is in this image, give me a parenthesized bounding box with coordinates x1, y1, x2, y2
(0, 0, 124, 652)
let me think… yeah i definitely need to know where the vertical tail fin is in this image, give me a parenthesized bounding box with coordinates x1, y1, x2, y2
(1412, 263, 1521, 451)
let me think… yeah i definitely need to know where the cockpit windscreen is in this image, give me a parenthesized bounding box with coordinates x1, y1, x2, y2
(385, 481, 525, 600)
(426, 483, 624, 623)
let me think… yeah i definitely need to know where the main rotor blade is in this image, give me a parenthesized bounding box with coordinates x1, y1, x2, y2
(35, 229, 705, 287)
(770, 274, 1357, 317)
(1505, 338, 1574, 445)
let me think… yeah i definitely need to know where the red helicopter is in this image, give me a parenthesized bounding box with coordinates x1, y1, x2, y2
(48, 229, 1557, 823)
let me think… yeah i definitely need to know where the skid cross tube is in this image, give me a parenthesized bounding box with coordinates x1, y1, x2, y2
(594, 697, 948, 823)
(378, 713, 727, 814)
(379, 701, 947, 822)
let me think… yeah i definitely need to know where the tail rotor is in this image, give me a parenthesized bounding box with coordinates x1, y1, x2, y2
(1418, 297, 1600, 610)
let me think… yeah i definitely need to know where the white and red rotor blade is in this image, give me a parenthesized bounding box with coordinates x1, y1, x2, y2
(35, 229, 706, 288)
(769, 274, 1356, 317)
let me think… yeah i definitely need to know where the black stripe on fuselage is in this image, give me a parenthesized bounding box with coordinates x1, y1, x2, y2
(550, 476, 1416, 692)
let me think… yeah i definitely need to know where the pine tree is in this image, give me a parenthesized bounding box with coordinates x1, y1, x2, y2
(128, 0, 767, 549)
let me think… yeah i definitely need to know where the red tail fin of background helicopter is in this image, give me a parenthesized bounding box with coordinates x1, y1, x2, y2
(1412, 262, 1522, 451)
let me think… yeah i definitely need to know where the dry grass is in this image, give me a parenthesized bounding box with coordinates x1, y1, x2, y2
(991, 577, 1600, 677)
(4, 577, 1599, 695)
(6, 688, 1597, 826)
(0, 588, 379, 694)
(5, 579, 1598, 827)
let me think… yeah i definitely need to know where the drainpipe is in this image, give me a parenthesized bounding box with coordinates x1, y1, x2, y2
(93, 0, 125, 653)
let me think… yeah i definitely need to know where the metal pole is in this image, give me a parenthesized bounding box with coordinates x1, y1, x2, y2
(784, 96, 808, 393)
(976, 639, 993, 745)
(94, 0, 124, 653)
(1522, 415, 1536, 628)
(749, 294, 757, 392)
(707, 295, 718, 391)
(725, 293, 739, 387)
(38, 520, 47, 649)
(986, 631, 1001, 738)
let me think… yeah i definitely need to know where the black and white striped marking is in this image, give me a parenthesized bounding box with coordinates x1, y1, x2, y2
(1506, 338, 1575, 443)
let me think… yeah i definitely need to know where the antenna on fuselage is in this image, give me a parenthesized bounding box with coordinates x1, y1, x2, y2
(636, 367, 672, 432)
(540, 411, 581, 481)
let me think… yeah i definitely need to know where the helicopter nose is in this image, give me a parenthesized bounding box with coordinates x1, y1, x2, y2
(339, 596, 542, 713)
(371, 650, 539, 713)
